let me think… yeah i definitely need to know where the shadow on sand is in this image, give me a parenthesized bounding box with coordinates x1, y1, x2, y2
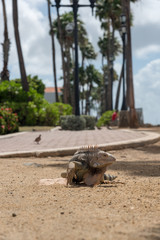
(141, 224, 160, 240)
(137, 144, 160, 155)
(110, 159, 160, 177)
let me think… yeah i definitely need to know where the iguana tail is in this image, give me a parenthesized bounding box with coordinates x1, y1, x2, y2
(62, 172, 117, 181)
(104, 174, 117, 181)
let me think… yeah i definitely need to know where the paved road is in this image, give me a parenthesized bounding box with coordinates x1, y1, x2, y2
(0, 127, 159, 157)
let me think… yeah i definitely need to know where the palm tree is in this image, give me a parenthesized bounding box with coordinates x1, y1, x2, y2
(1, 0, 10, 81)
(90, 76, 103, 117)
(53, 11, 74, 104)
(115, 0, 138, 112)
(115, 64, 123, 110)
(12, 0, 29, 92)
(47, 0, 59, 102)
(79, 38, 96, 114)
(53, 11, 96, 109)
(98, 33, 121, 111)
(84, 64, 102, 115)
(121, 0, 139, 127)
(96, 0, 121, 111)
(80, 40, 97, 68)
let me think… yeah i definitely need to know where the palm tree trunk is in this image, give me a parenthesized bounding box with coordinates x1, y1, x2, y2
(1, 0, 10, 81)
(12, 0, 29, 92)
(106, 20, 112, 111)
(110, 23, 115, 110)
(101, 56, 105, 113)
(115, 63, 123, 110)
(103, 68, 108, 112)
(81, 85, 85, 114)
(47, 0, 59, 102)
(56, 8, 68, 103)
(65, 43, 71, 104)
(81, 54, 85, 115)
(124, 0, 138, 127)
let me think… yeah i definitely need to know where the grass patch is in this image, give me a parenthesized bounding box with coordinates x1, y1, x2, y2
(19, 126, 54, 132)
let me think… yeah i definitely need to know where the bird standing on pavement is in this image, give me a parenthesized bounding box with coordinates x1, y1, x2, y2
(34, 134, 41, 144)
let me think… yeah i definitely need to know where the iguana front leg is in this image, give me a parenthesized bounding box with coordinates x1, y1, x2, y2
(67, 162, 76, 186)
(83, 172, 103, 186)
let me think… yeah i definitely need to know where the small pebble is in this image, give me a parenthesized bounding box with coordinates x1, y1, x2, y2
(12, 213, 17, 217)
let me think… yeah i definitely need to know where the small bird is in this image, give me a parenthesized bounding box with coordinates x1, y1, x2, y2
(34, 134, 41, 144)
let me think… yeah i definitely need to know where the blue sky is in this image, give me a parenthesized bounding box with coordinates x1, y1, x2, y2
(0, 0, 160, 125)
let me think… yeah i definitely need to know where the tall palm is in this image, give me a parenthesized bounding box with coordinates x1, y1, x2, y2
(12, 0, 29, 92)
(1, 0, 10, 81)
(55, 9, 68, 103)
(53, 11, 95, 108)
(121, 0, 139, 127)
(79, 66, 86, 114)
(79, 39, 96, 114)
(115, 0, 137, 112)
(47, 0, 59, 102)
(84, 64, 101, 115)
(98, 33, 121, 111)
(80, 40, 97, 68)
(91, 77, 103, 117)
(115, 64, 123, 110)
(96, 0, 121, 111)
(53, 11, 74, 104)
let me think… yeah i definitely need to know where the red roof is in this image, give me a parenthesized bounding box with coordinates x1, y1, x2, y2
(45, 87, 62, 93)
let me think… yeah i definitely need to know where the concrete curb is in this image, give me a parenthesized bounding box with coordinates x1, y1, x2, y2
(0, 131, 159, 158)
(0, 131, 27, 139)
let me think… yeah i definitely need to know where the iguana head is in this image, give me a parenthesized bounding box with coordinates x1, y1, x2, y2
(89, 150, 116, 168)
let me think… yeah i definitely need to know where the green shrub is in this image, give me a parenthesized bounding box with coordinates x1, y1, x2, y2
(52, 102, 72, 115)
(0, 81, 28, 102)
(0, 80, 73, 127)
(38, 102, 72, 126)
(51, 102, 73, 125)
(0, 115, 6, 134)
(1, 100, 72, 127)
(25, 102, 38, 126)
(1, 102, 28, 125)
(96, 110, 114, 128)
(0, 107, 19, 134)
(0, 80, 44, 105)
(15, 75, 45, 95)
(38, 103, 59, 126)
(60, 115, 86, 130)
(27, 75, 45, 95)
(81, 115, 96, 130)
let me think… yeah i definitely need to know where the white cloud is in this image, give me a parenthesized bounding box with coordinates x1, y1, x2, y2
(134, 59, 160, 124)
(132, 0, 160, 26)
(131, 0, 160, 62)
(0, 0, 59, 86)
(135, 45, 160, 59)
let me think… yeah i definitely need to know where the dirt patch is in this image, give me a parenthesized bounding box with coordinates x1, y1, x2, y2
(0, 141, 160, 240)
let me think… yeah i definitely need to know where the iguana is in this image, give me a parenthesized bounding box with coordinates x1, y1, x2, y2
(61, 146, 116, 186)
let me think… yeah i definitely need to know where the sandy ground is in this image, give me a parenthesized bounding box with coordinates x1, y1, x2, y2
(0, 137, 160, 239)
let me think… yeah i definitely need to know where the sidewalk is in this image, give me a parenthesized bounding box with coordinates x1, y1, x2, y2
(0, 127, 159, 158)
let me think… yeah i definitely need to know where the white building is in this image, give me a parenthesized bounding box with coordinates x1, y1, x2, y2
(44, 87, 62, 103)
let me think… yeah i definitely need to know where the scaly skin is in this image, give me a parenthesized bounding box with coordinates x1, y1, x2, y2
(61, 146, 116, 186)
